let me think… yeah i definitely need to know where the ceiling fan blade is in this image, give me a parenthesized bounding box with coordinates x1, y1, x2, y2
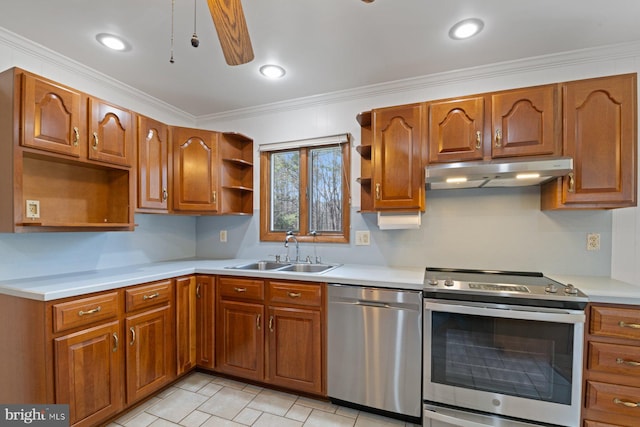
(207, 0, 254, 66)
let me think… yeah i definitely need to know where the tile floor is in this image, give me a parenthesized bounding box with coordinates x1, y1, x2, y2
(107, 372, 421, 427)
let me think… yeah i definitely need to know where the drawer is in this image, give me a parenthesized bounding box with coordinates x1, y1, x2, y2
(584, 421, 625, 427)
(588, 341, 640, 378)
(268, 281, 322, 307)
(125, 279, 172, 312)
(53, 292, 119, 333)
(219, 277, 264, 301)
(586, 381, 640, 418)
(590, 305, 640, 340)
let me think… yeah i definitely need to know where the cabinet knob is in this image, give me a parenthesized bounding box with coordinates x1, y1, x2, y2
(375, 183, 381, 200)
(475, 131, 482, 149)
(567, 172, 575, 193)
(162, 188, 168, 201)
(92, 132, 99, 150)
(73, 126, 80, 147)
(494, 129, 502, 148)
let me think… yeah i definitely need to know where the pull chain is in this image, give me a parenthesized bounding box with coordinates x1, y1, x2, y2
(169, 0, 175, 63)
(191, 0, 200, 47)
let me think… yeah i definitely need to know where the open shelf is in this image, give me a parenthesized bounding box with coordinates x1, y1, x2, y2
(19, 154, 133, 231)
(356, 111, 374, 212)
(219, 132, 254, 214)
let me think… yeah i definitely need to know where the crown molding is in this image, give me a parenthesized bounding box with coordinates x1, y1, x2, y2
(0, 27, 194, 123)
(199, 40, 640, 123)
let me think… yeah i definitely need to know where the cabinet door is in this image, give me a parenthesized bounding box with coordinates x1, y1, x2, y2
(372, 103, 425, 210)
(266, 306, 322, 394)
(54, 321, 122, 427)
(176, 276, 196, 375)
(88, 97, 134, 167)
(21, 73, 84, 157)
(125, 305, 173, 404)
(491, 85, 559, 158)
(137, 116, 169, 211)
(215, 299, 264, 381)
(562, 75, 636, 207)
(172, 127, 219, 212)
(196, 275, 216, 369)
(428, 96, 484, 163)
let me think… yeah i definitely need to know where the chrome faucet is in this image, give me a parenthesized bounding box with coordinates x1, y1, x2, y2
(284, 231, 300, 262)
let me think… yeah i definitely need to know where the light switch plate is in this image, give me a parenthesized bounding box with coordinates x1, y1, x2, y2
(26, 200, 40, 219)
(220, 230, 228, 243)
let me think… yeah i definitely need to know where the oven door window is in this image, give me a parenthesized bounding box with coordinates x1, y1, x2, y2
(431, 312, 574, 404)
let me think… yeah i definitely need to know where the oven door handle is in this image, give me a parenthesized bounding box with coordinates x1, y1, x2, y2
(423, 299, 585, 324)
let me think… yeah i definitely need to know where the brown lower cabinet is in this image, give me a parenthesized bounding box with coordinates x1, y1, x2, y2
(0, 273, 325, 427)
(583, 303, 640, 427)
(215, 276, 325, 395)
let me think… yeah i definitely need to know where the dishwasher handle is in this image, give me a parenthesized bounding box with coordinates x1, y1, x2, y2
(330, 298, 420, 312)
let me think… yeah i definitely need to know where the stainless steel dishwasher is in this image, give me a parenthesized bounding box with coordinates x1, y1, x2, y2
(327, 283, 422, 420)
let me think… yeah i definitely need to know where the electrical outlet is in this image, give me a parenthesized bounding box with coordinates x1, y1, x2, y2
(220, 230, 228, 243)
(355, 230, 370, 246)
(587, 233, 600, 251)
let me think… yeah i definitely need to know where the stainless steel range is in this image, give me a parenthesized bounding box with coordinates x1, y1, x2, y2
(422, 268, 588, 427)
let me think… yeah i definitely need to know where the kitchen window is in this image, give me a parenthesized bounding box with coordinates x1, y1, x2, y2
(259, 134, 350, 243)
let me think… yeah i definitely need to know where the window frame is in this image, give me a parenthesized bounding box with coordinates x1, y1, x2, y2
(259, 142, 350, 244)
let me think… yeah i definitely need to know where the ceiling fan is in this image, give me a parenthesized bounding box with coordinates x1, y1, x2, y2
(206, 0, 254, 65)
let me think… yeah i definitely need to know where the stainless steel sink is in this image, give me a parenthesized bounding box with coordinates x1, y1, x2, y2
(277, 263, 339, 273)
(226, 260, 289, 271)
(225, 260, 339, 274)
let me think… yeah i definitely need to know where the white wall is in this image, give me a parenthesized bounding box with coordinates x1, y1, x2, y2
(197, 42, 640, 280)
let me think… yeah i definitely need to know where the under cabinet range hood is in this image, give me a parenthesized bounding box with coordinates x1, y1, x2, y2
(425, 156, 573, 190)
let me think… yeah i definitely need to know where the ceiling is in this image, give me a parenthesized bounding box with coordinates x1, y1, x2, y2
(1, 0, 640, 117)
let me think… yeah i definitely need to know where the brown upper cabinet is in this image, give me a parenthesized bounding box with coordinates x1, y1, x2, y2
(21, 72, 84, 158)
(356, 103, 426, 212)
(0, 68, 134, 232)
(172, 127, 219, 213)
(87, 97, 134, 167)
(428, 85, 559, 163)
(429, 96, 485, 163)
(542, 74, 637, 209)
(170, 127, 255, 215)
(137, 115, 170, 212)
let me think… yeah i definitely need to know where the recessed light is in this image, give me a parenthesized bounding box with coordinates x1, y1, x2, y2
(449, 18, 484, 40)
(259, 64, 286, 79)
(96, 33, 130, 51)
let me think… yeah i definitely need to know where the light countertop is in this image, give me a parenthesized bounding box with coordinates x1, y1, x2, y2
(0, 259, 638, 305)
(0, 258, 426, 301)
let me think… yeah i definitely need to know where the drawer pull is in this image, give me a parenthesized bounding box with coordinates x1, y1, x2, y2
(78, 306, 102, 316)
(112, 333, 118, 352)
(287, 292, 302, 298)
(613, 398, 639, 408)
(269, 315, 274, 332)
(619, 321, 640, 329)
(256, 314, 261, 330)
(143, 292, 160, 300)
(234, 287, 247, 293)
(130, 327, 136, 346)
(617, 357, 640, 367)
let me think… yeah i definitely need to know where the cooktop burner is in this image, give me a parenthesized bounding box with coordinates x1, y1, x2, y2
(424, 267, 588, 309)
